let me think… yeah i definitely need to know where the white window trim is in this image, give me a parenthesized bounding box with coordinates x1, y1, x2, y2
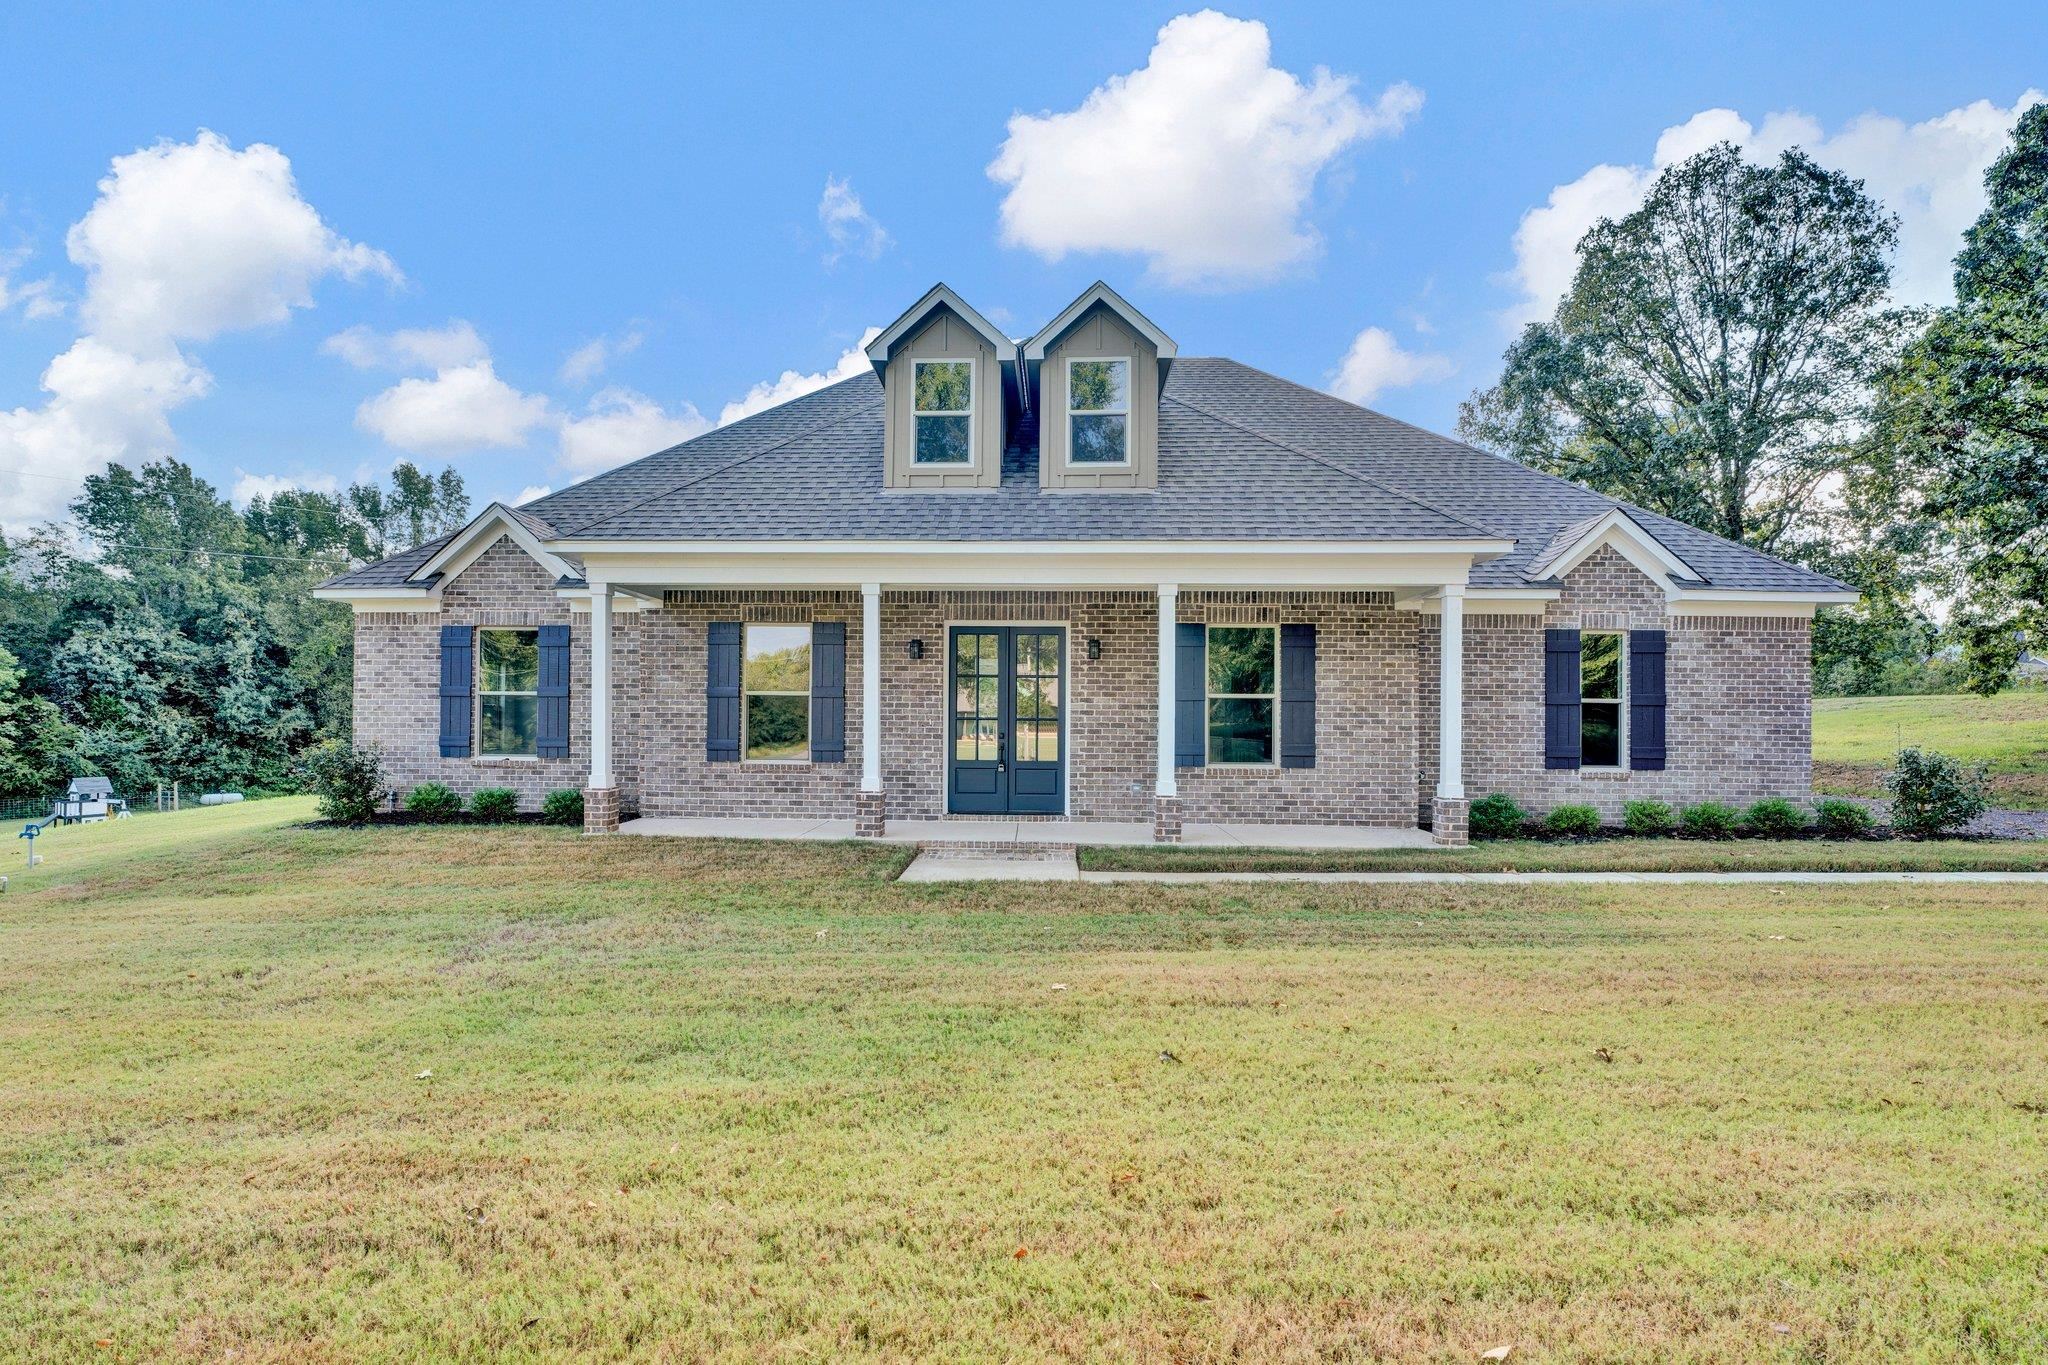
(1066, 356, 1133, 468)
(1205, 624, 1280, 768)
(741, 623, 813, 764)
(477, 627, 540, 759)
(1580, 629, 1627, 771)
(911, 358, 975, 467)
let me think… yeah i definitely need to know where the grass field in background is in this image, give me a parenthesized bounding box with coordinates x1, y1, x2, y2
(1813, 690, 2048, 808)
(4, 809, 2047, 1359)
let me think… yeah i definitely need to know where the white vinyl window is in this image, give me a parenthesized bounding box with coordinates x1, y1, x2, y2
(1580, 631, 1625, 768)
(1067, 357, 1130, 465)
(1206, 625, 1277, 765)
(743, 624, 811, 762)
(479, 628, 539, 757)
(912, 359, 973, 465)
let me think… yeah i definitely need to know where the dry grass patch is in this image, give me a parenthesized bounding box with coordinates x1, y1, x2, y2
(2, 816, 2046, 1360)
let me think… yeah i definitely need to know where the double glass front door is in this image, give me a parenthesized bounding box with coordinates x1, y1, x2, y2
(947, 626, 1066, 814)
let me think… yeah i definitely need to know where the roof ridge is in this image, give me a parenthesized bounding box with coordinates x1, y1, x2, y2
(1162, 388, 1506, 542)
(556, 385, 885, 537)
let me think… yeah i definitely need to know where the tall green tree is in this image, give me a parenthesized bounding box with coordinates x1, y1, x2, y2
(1459, 143, 1901, 560)
(1874, 105, 2048, 692)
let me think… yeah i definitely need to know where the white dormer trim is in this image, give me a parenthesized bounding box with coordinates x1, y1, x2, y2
(1527, 508, 1704, 586)
(1023, 281, 1178, 361)
(413, 503, 576, 586)
(863, 283, 1016, 377)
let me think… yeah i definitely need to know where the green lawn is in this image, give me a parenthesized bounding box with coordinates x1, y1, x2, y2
(4, 806, 2047, 1360)
(1815, 690, 2048, 808)
(1080, 836, 2048, 874)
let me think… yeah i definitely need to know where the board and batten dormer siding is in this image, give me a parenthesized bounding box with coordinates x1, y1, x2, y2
(1039, 303, 1159, 492)
(881, 305, 1005, 489)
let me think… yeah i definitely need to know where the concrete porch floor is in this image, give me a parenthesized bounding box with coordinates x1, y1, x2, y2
(619, 815, 1437, 851)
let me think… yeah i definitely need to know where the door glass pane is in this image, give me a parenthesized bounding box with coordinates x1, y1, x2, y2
(1019, 720, 1059, 763)
(955, 633, 977, 676)
(1208, 698, 1274, 764)
(977, 633, 998, 672)
(976, 677, 999, 719)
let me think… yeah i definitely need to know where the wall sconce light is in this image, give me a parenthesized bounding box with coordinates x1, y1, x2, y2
(906, 638, 924, 660)
(1086, 637, 1102, 661)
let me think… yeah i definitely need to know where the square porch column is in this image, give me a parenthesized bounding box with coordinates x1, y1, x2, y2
(856, 582, 885, 837)
(1432, 584, 1468, 846)
(584, 581, 620, 834)
(1153, 583, 1182, 842)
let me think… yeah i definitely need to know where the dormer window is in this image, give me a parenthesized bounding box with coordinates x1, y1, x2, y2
(1067, 358, 1130, 464)
(913, 359, 974, 465)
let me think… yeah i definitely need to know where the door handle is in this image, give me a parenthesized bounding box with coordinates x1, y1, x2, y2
(997, 733, 1007, 773)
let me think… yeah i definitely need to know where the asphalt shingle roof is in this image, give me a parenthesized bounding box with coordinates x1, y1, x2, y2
(319, 356, 1849, 596)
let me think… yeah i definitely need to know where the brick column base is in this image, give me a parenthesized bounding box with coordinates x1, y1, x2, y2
(855, 790, 886, 838)
(1153, 794, 1183, 844)
(1431, 796, 1470, 848)
(584, 786, 620, 835)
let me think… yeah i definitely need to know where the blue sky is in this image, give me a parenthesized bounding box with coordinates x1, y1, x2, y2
(2, 2, 2042, 529)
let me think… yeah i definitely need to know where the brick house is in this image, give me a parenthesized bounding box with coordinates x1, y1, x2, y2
(315, 282, 1853, 845)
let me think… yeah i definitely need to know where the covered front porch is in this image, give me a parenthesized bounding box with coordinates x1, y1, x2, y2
(568, 541, 1498, 846)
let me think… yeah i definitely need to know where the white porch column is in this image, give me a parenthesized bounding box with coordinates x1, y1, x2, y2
(860, 583, 882, 793)
(1436, 585, 1465, 801)
(584, 580, 618, 833)
(1154, 583, 1179, 799)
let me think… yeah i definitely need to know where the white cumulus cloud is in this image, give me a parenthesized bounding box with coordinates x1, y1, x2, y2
(557, 326, 645, 385)
(355, 361, 552, 454)
(818, 177, 890, 264)
(323, 320, 488, 371)
(557, 387, 710, 474)
(1501, 92, 2046, 326)
(715, 327, 881, 426)
(0, 245, 60, 320)
(511, 484, 553, 506)
(1327, 326, 1455, 404)
(987, 10, 1421, 288)
(229, 468, 340, 508)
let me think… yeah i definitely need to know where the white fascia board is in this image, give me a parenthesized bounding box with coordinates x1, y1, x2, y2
(863, 284, 1016, 374)
(1531, 508, 1704, 585)
(1395, 588, 1560, 615)
(311, 586, 443, 613)
(413, 503, 575, 585)
(1667, 588, 1859, 617)
(1022, 281, 1178, 361)
(547, 537, 1515, 558)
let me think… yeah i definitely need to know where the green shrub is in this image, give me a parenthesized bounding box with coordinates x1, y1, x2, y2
(1884, 747, 1989, 838)
(1467, 793, 1527, 841)
(1814, 797, 1876, 840)
(1741, 797, 1809, 839)
(542, 788, 585, 826)
(406, 782, 462, 821)
(1544, 804, 1601, 838)
(303, 740, 385, 825)
(1679, 801, 1740, 840)
(470, 787, 518, 822)
(1621, 799, 1673, 836)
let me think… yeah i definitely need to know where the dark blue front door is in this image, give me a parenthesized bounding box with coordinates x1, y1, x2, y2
(947, 626, 1066, 815)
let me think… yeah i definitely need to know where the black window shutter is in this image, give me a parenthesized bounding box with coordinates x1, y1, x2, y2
(707, 621, 742, 762)
(1544, 627, 1582, 770)
(438, 624, 474, 758)
(810, 621, 846, 763)
(1279, 623, 1317, 769)
(535, 623, 571, 758)
(1174, 622, 1206, 768)
(1629, 629, 1667, 771)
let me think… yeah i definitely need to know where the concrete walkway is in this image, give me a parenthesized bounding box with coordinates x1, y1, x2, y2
(622, 816, 1435, 851)
(897, 857, 2048, 885)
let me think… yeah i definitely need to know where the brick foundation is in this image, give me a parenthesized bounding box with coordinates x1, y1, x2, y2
(1430, 796, 1469, 847)
(855, 789, 886, 838)
(1153, 794, 1183, 843)
(583, 785, 620, 834)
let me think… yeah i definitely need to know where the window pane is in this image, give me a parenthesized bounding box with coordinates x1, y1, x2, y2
(976, 634, 998, 672)
(1208, 626, 1275, 695)
(1069, 359, 1128, 412)
(481, 694, 537, 756)
(481, 629, 538, 692)
(914, 360, 972, 412)
(1581, 632, 1622, 700)
(915, 414, 972, 464)
(1208, 698, 1274, 764)
(976, 677, 999, 719)
(1018, 720, 1059, 763)
(955, 717, 996, 762)
(743, 625, 810, 692)
(1071, 413, 1128, 463)
(1583, 701, 1622, 767)
(745, 693, 809, 761)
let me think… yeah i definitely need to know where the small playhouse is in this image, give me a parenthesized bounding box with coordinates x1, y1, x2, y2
(53, 776, 127, 823)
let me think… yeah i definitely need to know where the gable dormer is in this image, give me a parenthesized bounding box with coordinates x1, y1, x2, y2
(1024, 282, 1176, 492)
(865, 284, 1015, 490)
